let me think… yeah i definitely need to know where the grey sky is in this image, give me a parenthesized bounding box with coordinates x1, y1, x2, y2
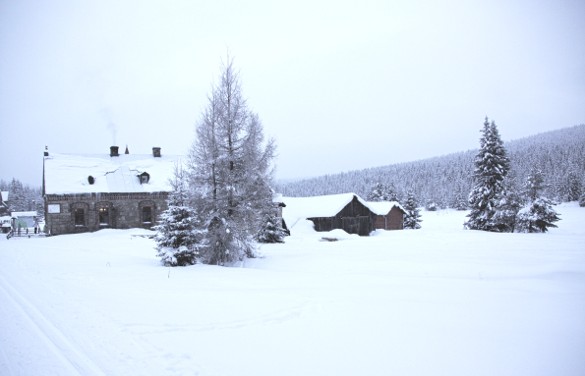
(1, 0, 584, 187)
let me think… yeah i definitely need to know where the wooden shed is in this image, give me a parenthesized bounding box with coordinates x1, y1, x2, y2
(299, 193, 375, 236)
(367, 201, 406, 230)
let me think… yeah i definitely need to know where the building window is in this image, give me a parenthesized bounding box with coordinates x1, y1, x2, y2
(142, 206, 152, 224)
(98, 207, 109, 226)
(74, 208, 85, 227)
(138, 172, 150, 184)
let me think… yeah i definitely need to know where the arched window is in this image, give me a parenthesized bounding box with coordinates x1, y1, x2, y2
(139, 200, 155, 227)
(96, 201, 112, 227)
(71, 202, 89, 228)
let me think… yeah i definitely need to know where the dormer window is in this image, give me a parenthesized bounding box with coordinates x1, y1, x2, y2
(138, 172, 150, 184)
(88, 176, 95, 185)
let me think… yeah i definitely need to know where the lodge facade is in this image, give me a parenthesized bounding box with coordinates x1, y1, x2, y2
(43, 146, 179, 236)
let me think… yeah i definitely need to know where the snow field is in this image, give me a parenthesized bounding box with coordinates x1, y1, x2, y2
(1, 204, 584, 375)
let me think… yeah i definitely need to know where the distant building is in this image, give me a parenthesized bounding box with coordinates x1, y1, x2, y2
(367, 201, 406, 230)
(283, 193, 405, 236)
(11, 211, 38, 230)
(43, 146, 181, 235)
(0, 191, 9, 216)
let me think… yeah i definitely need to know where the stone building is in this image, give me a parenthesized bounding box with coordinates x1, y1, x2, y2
(43, 146, 181, 235)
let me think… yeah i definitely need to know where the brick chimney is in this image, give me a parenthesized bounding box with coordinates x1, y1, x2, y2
(110, 146, 119, 157)
(152, 147, 161, 158)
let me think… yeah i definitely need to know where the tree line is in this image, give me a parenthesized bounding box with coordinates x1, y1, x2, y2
(0, 179, 43, 217)
(277, 124, 585, 209)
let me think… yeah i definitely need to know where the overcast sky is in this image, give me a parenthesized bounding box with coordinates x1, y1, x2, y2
(1, 0, 584, 187)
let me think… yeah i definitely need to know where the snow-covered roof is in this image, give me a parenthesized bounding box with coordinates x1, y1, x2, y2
(284, 193, 367, 219)
(367, 201, 406, 215)
(282, 193, 407, 230)
(11, 211, 38, 218)
(0, 191, 8, 201)
(44, 153, 182, 194)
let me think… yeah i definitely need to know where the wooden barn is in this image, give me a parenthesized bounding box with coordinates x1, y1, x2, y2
(282, 193, 373, 236)
(282, 193, 406, 236)
(367, 201, 406, 230)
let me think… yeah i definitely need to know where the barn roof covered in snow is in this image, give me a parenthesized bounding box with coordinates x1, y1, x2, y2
(282, 193, 375, 229)
(367, 201, 406, 215)
(43, 151, 182, 195)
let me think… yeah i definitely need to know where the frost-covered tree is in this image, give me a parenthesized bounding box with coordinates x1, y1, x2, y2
(403, 191, 422, 229)
(579, 192, 585, 207)
(188, 57, 276, 265)
(516, 198, 560, 233)
(563, 171, 582, 202)
(367, 182, 398, 202)
(256, 214, 287, 243)
(451, 191, 468, 211)
(465, 117, 510, 231)
(155, 165, 202, 266)
(525, 168, 545, 202)
(515, 169, 560, 233)
(491, 188, 523, 233)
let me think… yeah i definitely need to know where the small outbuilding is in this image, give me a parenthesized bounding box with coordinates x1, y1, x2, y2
(282, 193, 406, 236)
(367, 201, 406, 230)
(284, 193, 374, 236)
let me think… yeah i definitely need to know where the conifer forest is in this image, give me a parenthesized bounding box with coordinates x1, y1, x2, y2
(277, 124, 585, 209)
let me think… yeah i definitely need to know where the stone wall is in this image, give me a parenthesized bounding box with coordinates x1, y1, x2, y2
(44, 192, 169, 235)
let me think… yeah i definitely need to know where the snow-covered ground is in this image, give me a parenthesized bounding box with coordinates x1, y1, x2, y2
(1, 204, 584, 376)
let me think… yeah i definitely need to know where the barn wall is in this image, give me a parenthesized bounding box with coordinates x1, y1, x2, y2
(387, 207, 404, 230)
(44, 192, 168, 235)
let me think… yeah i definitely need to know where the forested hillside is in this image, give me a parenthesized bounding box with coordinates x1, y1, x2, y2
(276, 124, 585, 208)
(0, 178, 43, 215)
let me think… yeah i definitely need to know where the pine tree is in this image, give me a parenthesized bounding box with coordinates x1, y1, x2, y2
(367, 182, 397, 202)
(525, 168, 545, 202)
(155, 165, 202, 266)
(256, 214, 287, 243)
(465, 117, 510, 231)
(491, 188, 523, 233)
(579, 192, 585, 207)
(516, 198, 560, 233)
(403, 191, 422, 229)
(565, 171, 582, 202)
(515, 169, 561, 233)
(188, 56, 276, 265)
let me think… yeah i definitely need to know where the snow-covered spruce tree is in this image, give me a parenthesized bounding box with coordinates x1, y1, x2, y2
(563, 171, 582, 202)
(256, 214, 287, 243)
(515, 169, 560, 233)
(491, 188, 523, 233)
(465, 117, 510, 231)
(403, 191, 422, 229)
(366, 182, 398, 202)
(155, 164, 202, 266)
(579, 192, 585, 207)
(188, 57, 276, 265)
(516, 198, 561, 233)
(525, 168, 545, 202)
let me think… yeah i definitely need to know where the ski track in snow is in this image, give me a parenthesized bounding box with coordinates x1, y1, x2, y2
(123, 303, 307, 336)
(0, 275, 105, 376)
